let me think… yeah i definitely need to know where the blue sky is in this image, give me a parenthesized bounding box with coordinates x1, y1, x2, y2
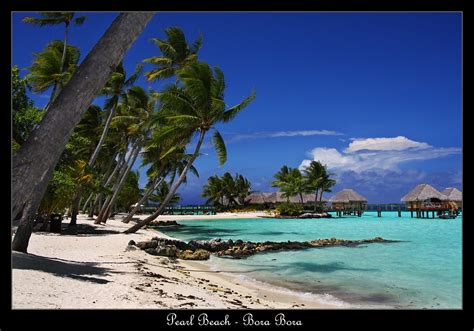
(12, 12, 462, 204)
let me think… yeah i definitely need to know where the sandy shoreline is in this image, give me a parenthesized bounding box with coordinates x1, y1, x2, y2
(12, 213, 342, 309)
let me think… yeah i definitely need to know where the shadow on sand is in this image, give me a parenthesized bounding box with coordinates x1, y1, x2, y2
(12, 252, 114, 284)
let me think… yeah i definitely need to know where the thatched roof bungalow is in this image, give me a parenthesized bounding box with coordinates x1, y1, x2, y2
(401, 184, 447, 208)
(441, 187, 462, 208)
(328, 189, 367, 212)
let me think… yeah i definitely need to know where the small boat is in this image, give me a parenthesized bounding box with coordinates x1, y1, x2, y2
(439, 214, 457, 219)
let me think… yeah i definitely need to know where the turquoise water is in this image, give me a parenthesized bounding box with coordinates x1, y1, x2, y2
(158, 212, 462, 309)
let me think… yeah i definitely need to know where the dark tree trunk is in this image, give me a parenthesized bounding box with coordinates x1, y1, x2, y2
(124, 130, 206, 233)
(12, 167, 54, 252)
(11, 12, 155, 252)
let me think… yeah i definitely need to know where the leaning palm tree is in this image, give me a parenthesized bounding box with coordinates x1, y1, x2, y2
(95, 86, 157, 224)
(124, 61, 255, 233)
(27, 40, 80, 109)
(23, 12, 86, 87)
(121, 135, 198, 223)
(149, 181, 181, 207)
(143, 27, 202, 82)
(12, 12, 155, 253)
(67, 63, 144, 226)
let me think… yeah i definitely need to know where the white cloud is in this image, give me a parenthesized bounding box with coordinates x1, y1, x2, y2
(299, 136, 461, 173)
(345, 136, 431, 153)
(230, 129, 343, 141)
(268, 130, 343, 137)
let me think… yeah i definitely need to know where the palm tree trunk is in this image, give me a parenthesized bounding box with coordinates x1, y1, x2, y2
(89, 152, 125, 218)
(12, 167, 54, 252)
(98, 143, 141, 223)
(124, 130, 206, 233)
(89, 106, 116, 166)
(69, 108, 119, 226)
(314, 189, 319, 211)
(11, 12, 154, 252)
(299, 192, 304, 205)
(59, 23, 69, 81)
(82, 151, 117, 214)
(69, 187, 85, 227)
(122, 176, 164, 223)
(82, 192, 94, 212)
(96, 141, 140, 223)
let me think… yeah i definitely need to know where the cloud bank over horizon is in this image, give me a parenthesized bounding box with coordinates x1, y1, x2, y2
(299, 136, 461, 173)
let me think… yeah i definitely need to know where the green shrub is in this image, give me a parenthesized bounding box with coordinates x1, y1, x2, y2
(275, 203, 303, 216)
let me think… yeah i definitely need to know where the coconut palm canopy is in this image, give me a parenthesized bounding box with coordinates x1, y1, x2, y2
(401, 184, 448, 202)
(329, 189, 367, 203)
(441, 187, 462, 201)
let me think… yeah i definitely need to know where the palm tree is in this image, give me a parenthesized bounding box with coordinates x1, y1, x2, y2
(124, 61, 255, 233)
(202, 175, 225, 206)
(27, 40, 80, 109)
(143, 27, 202, 82)
(272, 166, 307, 204)
(95, 86, 156, 223)
(235, 174, 252, 205)
(68, 63, 144, 226)
(318, 176, 336, 204)
(90, 62, 143, 166)
(23, 12, 86, 92)
(12, 12, 155, 253)
(121, 136, 198, 223)
(303, 160, 325, 211)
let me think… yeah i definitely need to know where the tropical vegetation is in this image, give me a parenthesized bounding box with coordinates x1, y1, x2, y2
(201, 172, 252, 208)
(12, 12, 256, 252)
(272, 161, 336, 212)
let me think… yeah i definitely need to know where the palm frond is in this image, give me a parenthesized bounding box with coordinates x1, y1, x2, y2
(220, 89, 256, 123)
(211, 129, 227, 166)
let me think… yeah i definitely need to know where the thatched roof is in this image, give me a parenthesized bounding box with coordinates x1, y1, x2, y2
(245, 192, 324, 204)
(245, 192, 274, 204)
(328, 189, 367, 203)
(401, 184, 448, 202)
(441, 188, 462, 202)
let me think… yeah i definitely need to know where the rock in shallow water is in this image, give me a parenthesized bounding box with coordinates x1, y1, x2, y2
(130, 236, 399, 260)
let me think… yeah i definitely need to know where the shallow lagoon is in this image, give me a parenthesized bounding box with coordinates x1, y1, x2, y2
(159, 211, 462, 309)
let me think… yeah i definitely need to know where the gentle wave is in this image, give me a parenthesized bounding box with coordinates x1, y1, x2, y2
(208, 259, 352, 308)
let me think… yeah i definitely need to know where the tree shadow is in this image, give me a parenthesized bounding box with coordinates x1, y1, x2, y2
(12, 252, 115, 284)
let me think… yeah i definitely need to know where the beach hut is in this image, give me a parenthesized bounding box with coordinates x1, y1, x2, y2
(401, 184, 450, 218)
(441, 187, 462, 209)
(328, 189, 367, 217)
(245, 192, 322, 207)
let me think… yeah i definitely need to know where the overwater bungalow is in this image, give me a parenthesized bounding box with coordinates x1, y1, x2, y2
(328, 189, 367, 217)
(401, 184, 456, 219)
(441, 187, 462, 209)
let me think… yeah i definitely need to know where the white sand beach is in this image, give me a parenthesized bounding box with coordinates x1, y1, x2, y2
(12, 213, 340, 309)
